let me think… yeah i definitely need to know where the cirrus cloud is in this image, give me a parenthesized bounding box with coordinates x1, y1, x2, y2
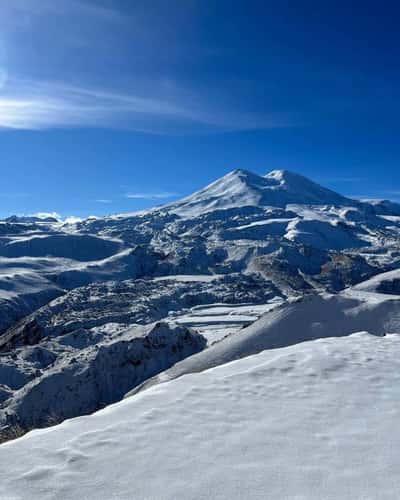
(125, 191, 179, 200)
(0, 1, 297, 134)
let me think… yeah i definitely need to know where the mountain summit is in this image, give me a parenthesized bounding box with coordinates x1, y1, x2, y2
(166, 168, 357, 216)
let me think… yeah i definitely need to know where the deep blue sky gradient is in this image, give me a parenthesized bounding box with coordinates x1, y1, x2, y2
(1, 1, 400, 218)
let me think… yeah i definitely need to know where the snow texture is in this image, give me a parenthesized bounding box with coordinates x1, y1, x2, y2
(1, 330, 400, 499)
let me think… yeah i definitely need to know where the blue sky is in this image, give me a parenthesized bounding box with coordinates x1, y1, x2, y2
(1, 0, 400, 218)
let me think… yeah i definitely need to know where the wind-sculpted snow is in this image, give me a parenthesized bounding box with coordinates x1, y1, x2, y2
(2, 332, 400, 500)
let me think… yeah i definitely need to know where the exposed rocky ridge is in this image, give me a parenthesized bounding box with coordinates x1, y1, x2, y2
(0, 322, 206, 429)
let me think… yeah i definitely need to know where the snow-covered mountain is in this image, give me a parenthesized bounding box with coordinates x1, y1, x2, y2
(165, 168, 359, 216)
(1, 167, 400, 443)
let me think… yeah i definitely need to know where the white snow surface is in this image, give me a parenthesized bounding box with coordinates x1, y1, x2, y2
(1, 331, 400, 500)
(165, 168, 358, 217)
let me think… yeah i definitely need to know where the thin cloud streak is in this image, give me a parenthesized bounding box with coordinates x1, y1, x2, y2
(0, 79, 186, 130)
(0, 78, 295, 133)
(125, 191, 179, 200)
(0, 1, 299, 134)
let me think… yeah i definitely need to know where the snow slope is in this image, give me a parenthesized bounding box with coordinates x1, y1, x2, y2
(130, 288, 400, 394)
(0, 234, 122, 261)
(1, 331, 400, 500)
(165, 168, 359, 217)
(0, 262, 63, 334)
(351, 267, 400, 294)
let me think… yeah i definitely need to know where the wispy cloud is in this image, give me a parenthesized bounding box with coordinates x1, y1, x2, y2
(0, 1, 297, 134)
(0, 79, 188, 131)
(125, 191, 179, 200)
(94, 199, 112, 204)
(0, 78, 294, 133)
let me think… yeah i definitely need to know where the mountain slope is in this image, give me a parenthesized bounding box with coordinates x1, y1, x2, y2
(165, 168, 359, 216)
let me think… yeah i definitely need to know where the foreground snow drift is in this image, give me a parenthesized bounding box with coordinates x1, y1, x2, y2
(1, 332, 400, 500)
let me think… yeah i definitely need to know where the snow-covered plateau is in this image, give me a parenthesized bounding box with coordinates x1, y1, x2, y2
(1, 168, 400, 498)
